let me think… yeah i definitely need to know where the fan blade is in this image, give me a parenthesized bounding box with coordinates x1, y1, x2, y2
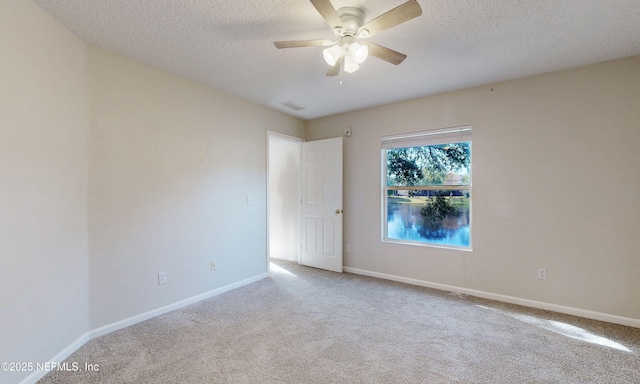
(310, 0, 342, 29)
(326, 56, 343, 76)
(359, 0, 422, 37)
(366, 42, 407, 65)
(274, 40, 333, 49)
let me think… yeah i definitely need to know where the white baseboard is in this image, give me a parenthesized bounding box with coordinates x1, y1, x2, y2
(18, 273, 267, 384)
(19, 332, 90, 384)
(90, 273, 267, 339)
(343, 267, 640, 328)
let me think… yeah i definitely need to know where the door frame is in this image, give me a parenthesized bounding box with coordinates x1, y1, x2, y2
(266, 131, 304, 276)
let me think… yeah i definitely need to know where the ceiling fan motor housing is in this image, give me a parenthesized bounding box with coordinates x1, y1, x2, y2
(336, 7, 366, 37)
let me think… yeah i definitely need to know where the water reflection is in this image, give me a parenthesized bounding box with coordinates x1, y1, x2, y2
(387, 198, 470, 247)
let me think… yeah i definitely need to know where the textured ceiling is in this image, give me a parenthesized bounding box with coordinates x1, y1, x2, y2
(34, 0, 640, 120)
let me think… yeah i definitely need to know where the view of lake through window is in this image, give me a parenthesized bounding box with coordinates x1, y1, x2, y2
(383, 131, 471, 249)
(387, 190, 470, 246)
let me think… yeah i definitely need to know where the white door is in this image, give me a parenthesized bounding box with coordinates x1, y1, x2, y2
(300, 137, 343, 272)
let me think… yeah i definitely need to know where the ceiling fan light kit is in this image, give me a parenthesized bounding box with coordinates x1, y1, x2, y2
(323, 44, 342, 66)
(274, 0, 422, 76)
(322, 41, 367, 73)
(349, 43, 368, 64)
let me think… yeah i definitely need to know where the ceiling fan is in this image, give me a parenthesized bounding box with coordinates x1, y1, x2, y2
(274, 0, 422, 76)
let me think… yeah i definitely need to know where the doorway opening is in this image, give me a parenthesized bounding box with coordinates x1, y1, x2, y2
(267, 132, 303, 269)
(267, 133, 344, 275)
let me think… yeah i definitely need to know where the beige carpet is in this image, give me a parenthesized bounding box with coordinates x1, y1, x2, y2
(39, 259, 640, 383)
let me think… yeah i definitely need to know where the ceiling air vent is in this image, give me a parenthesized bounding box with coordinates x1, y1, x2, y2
(279, 101, 306, 111)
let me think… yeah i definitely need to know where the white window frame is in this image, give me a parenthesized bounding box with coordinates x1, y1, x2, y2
(381, 125, 472, 250)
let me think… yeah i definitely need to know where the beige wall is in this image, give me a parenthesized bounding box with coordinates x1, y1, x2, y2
(307, 56, 640, 321)
(87, 47, 305, 328)
(2, 2, 304, 382)
(1, 1, 90, 383)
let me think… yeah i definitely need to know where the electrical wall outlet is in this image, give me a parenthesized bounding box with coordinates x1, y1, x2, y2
(537, 268, 547, 280)
(345, 244, 351, 253)
(158, 272, 167, 285)
(210, 260, 217, 271)
(246, 196, 255, 205)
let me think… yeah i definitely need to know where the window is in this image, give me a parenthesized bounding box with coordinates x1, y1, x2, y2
(382, 126, 472, 249)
